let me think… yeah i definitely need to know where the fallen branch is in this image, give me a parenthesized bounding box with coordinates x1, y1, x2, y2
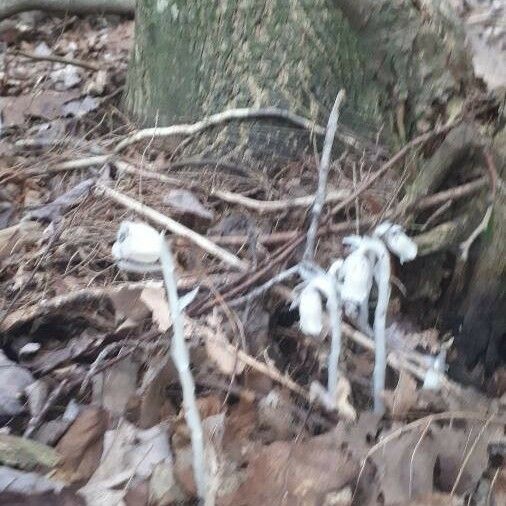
(114, 107, 327, 154)
(12, 49, 101, 71)
(0, 0, 134, 20)
(114, 160, 351, 213)
(96, 182, 249, 271)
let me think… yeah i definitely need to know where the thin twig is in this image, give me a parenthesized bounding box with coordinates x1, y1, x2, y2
(12, 49, 101, 71)
(227, 265, 300, 308)
(330, 119, 460, 217)
(96, 182, 249, 271)
(304, 89, 346, 261)
(114, 107, 327, 154)
(450, 413, 495, 495)
(114, 161, 350, 213)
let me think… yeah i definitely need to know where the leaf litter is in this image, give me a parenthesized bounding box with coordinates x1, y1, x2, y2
(0, 6, 504, 506)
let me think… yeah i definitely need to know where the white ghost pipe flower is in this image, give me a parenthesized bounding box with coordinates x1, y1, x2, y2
(343, 235, 391, 415)
(297, 273, 343, 399)
(298, 283, 324, 337)
(332, 248, 374, 336)
(374, 221, 417, 264)
(112, 221, 163, 272)
(423, 340, 451, 391)
(112, 221, 207, 499)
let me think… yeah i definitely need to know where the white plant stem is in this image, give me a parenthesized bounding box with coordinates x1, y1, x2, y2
(326, 283, 343, 399)
(361, 237, 391, 415)
(159, 239, 207, 500)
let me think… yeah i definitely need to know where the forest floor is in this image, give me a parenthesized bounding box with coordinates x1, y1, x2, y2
(0, 4, 505, 506)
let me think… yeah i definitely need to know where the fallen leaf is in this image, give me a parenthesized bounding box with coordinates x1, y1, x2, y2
(164, 189, 214, 220)
(0, 466, 64, 495)
(61, 95, 99, 118)
(0, 350, 34, 419)
(0, 434, 60, 471)
(0, 91, 80, 127)
(384, 369, 419, 417)
(25, 178, 94, 222)
(140, 286, 171, 332)
(0, 490, 85, 506)
(204, 313, 245, 376)
(56, 407, 108, 483)
(92, 355, 139, 416)
(226, 430, 358, 506)
(136, 354, 176, 429)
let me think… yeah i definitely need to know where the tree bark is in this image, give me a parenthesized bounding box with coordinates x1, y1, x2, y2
(124, 0, 388, 162)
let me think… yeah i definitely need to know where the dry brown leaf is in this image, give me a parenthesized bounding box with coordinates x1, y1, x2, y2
(92, 356, 139, 417)
(225, 430, 359, 506)
(136, 355, 176, 429)
(0, 90, 80, 127)
(384, 369, 419, 417)
(55, 407, 108, 483)
(204, 314, 245, 376)
(163, 189, 214, 220)
(140, 286, 171, 332)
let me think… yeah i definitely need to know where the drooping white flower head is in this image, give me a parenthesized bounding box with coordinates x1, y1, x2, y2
(298, 274, 334, 337)
(112, 221, 163, 270)
(374, 221, 417, 264)
(337, 248, 374, 309)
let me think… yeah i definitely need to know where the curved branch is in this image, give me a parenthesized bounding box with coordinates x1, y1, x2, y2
(0, 0, 134, 20)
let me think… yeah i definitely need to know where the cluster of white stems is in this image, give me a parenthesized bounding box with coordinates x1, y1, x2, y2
(298, 221, 418, 414)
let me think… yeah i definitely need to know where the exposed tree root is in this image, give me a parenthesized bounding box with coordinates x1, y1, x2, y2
(0, 0, 134, 20)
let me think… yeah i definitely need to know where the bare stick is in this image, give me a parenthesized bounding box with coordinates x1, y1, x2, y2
(96, 182, 249, 271)
(114, 107, 326, 154)
(228, 265, 300, 307)
(114, 161, 351, 213)
(12, 50, 100, 71)
(159, 239, 206, 499)
(330, 119, 460, 217)
(303, 90, 346, 261)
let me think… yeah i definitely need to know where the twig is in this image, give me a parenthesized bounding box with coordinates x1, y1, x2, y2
(459, 204, 493, 261)
(414, 176, 488, 211)
(304, 89, 346, 261)
(160, 239, 206, 499)
(450, 413, 495, 495)
(197, 324, 310, 400)
(114, 107, 327, 154)
(96, 182, 249, 271)
(228, 265, 300, 308)
(114, 161, 350, 213)
(12, 49, 100, 71)
(330, 119, 460, 217)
